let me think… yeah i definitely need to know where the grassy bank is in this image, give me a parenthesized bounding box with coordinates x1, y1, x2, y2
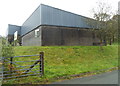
(3, 45, 118, 84)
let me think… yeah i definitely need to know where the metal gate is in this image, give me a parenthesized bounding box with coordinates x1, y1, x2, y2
(0, 52, 44, 80)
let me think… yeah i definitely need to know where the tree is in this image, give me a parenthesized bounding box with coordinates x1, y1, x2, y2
(89, 1, 117, 45)
(106, 14, 118, 45)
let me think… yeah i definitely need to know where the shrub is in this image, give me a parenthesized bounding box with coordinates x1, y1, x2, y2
(1, 37, 14, 78)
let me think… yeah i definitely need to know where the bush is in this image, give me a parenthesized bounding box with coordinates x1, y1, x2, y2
(2, 38, 14, 57)
(1, 37, 14, 78)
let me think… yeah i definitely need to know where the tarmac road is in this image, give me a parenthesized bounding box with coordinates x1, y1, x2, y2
(53, 70, 118, 84)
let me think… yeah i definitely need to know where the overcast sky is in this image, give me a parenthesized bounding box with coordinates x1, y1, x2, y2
(0, 0, 119, 36)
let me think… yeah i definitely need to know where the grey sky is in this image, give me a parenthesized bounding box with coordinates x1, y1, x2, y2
(0, 0, 119, 36)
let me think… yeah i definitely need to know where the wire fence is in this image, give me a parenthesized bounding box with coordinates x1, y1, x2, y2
(1, 52, 44, 81)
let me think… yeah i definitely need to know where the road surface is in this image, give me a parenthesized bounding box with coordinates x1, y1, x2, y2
(53, 70, 118, 84)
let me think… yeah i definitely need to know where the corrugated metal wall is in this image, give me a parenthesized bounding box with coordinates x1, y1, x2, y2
(20, 4, 95, 36)
(41, 4, 91, 29)
(21, 5, 41, 36)
(8, 4, 97, 36)
(7, 24, 21, 35)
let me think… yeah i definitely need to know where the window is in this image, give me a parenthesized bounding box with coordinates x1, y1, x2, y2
(35, 29, 40, 37)
(14, 31, 18, 41)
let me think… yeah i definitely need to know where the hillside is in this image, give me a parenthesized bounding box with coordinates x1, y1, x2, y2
(3, 45, 118, 84)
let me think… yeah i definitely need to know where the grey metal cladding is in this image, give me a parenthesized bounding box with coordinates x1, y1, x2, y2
(21, 5, 41, 36)
(8, 24, 21, 35)
(16, 4, 97, 36)
(41, 4, 91, 28)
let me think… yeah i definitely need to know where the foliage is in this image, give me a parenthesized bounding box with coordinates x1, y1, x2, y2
(1, 37, 14, 77)
(2, 38, 14, 57)
(88, 1, 118, 45)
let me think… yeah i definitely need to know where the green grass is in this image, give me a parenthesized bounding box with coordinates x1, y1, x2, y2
(3, 45, 118, 84)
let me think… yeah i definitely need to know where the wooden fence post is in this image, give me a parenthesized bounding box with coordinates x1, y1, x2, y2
(39, 52, 44, 76)
(10, 57, 13, 74)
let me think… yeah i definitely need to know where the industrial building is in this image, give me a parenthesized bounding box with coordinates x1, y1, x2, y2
(7, 4, 100, 46)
